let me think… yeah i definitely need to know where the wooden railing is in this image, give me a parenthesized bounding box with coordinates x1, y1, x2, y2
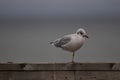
(0, 63, 120, 80)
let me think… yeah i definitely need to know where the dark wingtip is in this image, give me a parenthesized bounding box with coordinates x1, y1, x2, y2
(49, 42, 53, 44)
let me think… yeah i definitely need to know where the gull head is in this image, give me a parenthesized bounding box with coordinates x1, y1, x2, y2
(76, 28, 89, 38)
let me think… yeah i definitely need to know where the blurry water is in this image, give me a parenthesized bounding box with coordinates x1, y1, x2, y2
(0, 20, 120, 63)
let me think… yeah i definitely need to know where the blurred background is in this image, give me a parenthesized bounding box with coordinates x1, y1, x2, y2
(0, 0, 120, 63)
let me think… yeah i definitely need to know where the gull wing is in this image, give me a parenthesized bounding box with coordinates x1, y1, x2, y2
(54, 36, 71, 48)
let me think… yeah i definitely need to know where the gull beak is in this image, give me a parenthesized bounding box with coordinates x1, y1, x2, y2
(83, 35, 89, 38)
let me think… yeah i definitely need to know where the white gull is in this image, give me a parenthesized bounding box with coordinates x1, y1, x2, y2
(50, 28, 88, 63)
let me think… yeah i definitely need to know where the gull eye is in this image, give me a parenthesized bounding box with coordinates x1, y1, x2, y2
(80, 31, 83, 35)
(77, 31, 83, 35)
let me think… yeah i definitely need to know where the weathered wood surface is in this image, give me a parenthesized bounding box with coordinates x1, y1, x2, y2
(0, 63, 120, 80)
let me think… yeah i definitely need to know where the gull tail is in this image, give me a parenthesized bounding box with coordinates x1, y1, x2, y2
(49, 42, 54, 45)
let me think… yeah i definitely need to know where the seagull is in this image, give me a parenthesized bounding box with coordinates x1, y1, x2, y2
(50, 28, 88, 63)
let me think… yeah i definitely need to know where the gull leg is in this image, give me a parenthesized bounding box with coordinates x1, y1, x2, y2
(72, 52, 75, 63)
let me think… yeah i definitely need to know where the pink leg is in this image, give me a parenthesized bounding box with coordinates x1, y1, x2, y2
(72, 52, 75, 63)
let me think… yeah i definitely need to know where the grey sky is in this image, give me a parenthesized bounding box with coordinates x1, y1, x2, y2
(0, 0, 120, 63)
(0, 0, 120, 19)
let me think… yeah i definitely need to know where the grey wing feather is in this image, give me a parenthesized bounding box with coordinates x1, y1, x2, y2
(54, 36, 71, 48)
